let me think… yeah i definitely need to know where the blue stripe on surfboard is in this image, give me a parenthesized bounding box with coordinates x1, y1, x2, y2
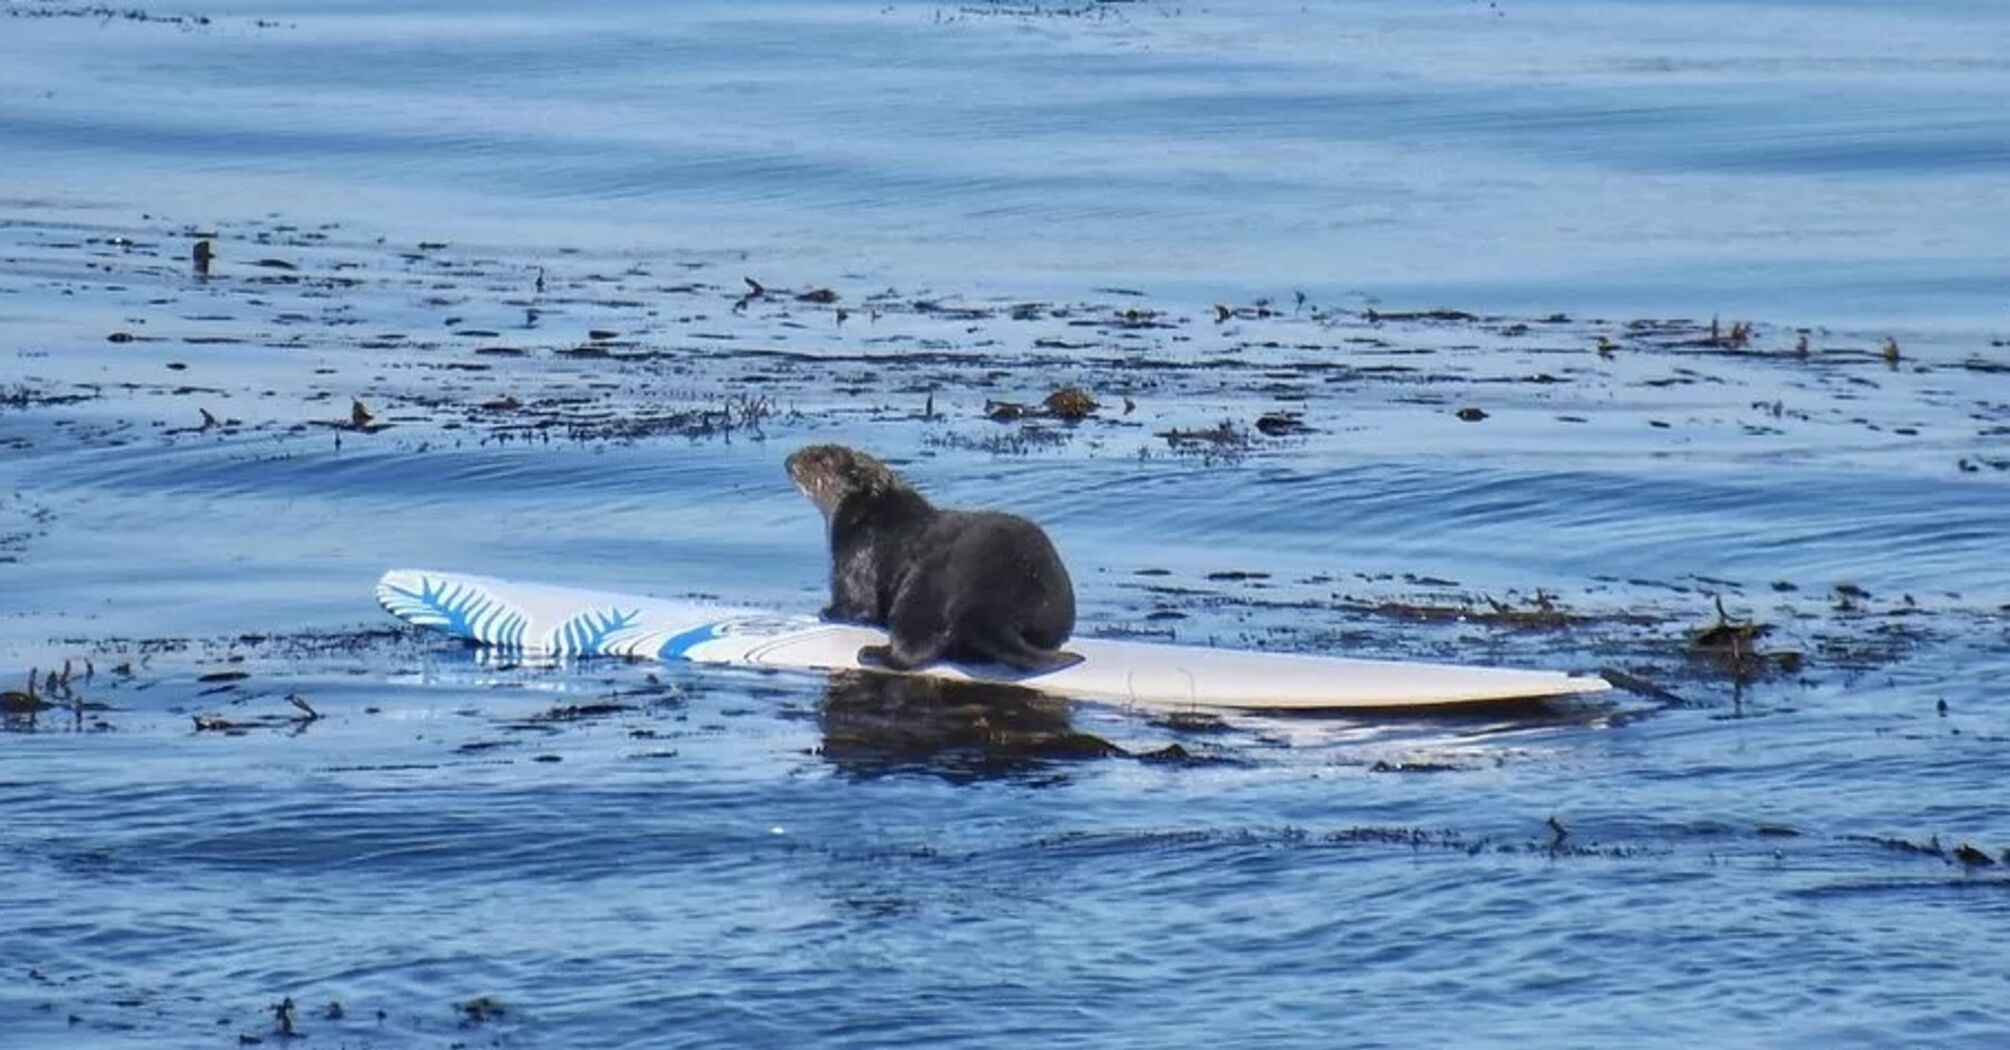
(658, 622, 724, 661)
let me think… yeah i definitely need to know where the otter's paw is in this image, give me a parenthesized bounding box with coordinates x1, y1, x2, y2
(856, 644, 895, 669)
(857, 644, 931, 671)
(1036, 649, 1087, 673)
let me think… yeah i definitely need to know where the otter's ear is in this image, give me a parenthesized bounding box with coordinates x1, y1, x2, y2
(841, 459, 877, 494)
(858, 459, 898, 495)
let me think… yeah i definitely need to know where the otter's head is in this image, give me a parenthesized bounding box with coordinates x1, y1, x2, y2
(785, 444, 906, 520)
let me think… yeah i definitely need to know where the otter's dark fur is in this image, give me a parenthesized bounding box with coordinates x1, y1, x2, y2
(785, 444, 1080, 673)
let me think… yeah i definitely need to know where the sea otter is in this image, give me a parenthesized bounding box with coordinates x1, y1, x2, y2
(785, 444, 1081, 673)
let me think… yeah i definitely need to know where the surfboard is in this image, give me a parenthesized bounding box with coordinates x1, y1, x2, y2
(375, 569, 1610, 711)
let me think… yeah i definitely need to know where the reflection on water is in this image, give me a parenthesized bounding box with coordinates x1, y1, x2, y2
(817, 670, 1121, 781)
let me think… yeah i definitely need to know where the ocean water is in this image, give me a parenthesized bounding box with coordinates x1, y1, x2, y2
(6, 0, 2010, 326)
(3, 1, 2009, 1047)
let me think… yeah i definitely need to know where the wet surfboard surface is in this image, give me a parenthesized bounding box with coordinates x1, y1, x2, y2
(377, 569, 1611, 711)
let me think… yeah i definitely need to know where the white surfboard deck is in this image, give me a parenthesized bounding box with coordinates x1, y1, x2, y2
(376, 569, 1610, 712)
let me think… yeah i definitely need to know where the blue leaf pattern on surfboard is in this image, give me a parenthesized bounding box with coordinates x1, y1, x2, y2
(548, 606, 642, 655)
(379, 576, 528, 649)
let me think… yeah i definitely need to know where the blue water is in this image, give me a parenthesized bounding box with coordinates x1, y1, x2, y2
(4, 1, 2010, 1047)
(5, 0, 2010, 326)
